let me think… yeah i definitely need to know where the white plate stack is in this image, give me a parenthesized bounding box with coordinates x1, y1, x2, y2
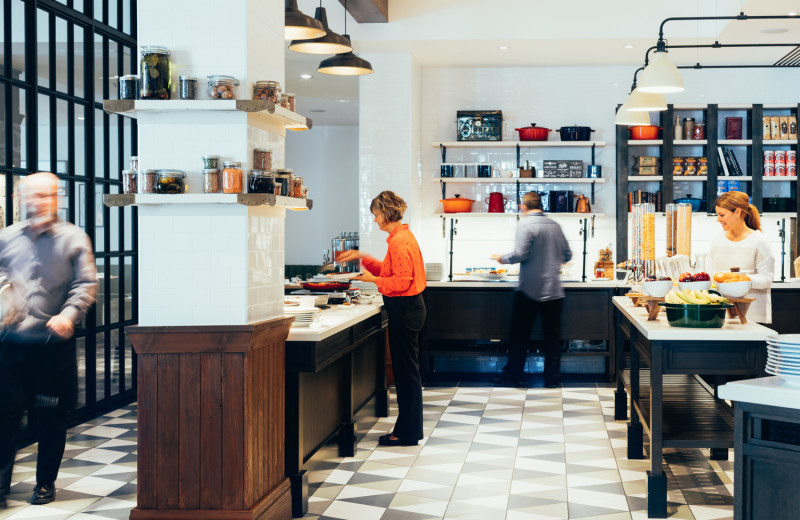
(765, 335, 800, 386)
(285, 307, 320, 328)
(425, 263, 444, 282)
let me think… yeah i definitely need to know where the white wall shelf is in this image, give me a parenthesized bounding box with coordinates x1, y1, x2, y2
(628, 140, 662, 146)
(628, 176, 663, 181)
(719, 139, 752, 146)
(673, 176, 708, 182)
(763, 140, 799, 146)
(764, 176, 797, 182)
(431, 177, 605, 184)
(431, 141, 605, 148)
(103, 193, 312, 210)
(436, 212, 605, 218)
(103, 99, 311, 131)
(674, 140, 707, 146)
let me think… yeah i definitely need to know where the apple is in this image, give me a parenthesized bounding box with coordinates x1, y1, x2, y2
(679, 272, 694, 282)
(658, 277, 672, 281)
(645, 277, 657, 282)
(693, 272, 711, 282)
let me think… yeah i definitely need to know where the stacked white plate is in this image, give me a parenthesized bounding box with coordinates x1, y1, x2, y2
(765, 335, 800, 386)
(425, 263, 444, 281)
(285, 307, 320, 328)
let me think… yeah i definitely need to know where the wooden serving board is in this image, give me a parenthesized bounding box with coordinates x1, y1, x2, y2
(638, 296, 666, 320)
(625, 293, 647, 306)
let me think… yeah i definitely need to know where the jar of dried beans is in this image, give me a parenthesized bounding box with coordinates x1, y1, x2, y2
(253, 148, 271, 170)
(122, 169, 137, 194)
(140, 169, 157, 193)
(207, 75, 239, 100)
(202, 168, 220, 193)
(253, 81, 280, 103)
(222, 161, 243, 193)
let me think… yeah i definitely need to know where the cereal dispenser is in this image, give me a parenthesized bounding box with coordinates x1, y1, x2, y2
(632, 203, 655, 281)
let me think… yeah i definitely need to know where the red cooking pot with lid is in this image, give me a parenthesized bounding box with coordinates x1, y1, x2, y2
(628, 125, 662, 140)
(515, 124, 551, 141)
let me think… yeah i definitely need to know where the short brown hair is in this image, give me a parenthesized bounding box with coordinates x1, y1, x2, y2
(715, 191, 761, 231)
(370, 191, 407, 223)
(522, 192, 542, 210)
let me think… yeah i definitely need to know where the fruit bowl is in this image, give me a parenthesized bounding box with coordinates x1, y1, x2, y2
(658, 302, 734, 328)
(678, 280, 712, 292)
(642, 279, 673, 297)
(716, 280, 752, 298)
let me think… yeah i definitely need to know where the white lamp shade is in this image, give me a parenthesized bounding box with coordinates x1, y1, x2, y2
(627, 88, 667, 112)
(638, 50, 684, 93)
(614, 101, 651, 126)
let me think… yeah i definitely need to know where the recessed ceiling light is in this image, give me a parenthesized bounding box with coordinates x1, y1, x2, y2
(789, 12, 797, 16)
(309, 109, 326, 113)
(499, 46, 508, 50)
(77, 116, 85, 120)
(761, 27, 789, 34)
(623, 44, 634, 49)
(299, 73, 313, 79)
(338, 99, 350, 103)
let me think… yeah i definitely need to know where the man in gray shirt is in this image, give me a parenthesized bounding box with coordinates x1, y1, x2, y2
(493, 192, 572, 387)
(0, 173, 97, 508)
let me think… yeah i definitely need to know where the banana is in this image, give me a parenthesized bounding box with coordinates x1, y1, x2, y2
(665, 290, 679, 304)
(682, 289, 707, 305)
(694, 290, 713, 304)
(676, 289, 694, 304)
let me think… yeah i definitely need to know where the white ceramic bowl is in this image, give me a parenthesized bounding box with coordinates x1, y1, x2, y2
(642, 279, 674, 298)
(678, 280, 712, 292)
(716, 280, 752, 298)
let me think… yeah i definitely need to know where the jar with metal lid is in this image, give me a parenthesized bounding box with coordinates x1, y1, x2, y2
(179, 76, 197, 100)
(682, 118, 695, 141)
(130, 156, 139, 171)
(202, 155, 219, 169)
(253, 148, 272, 170)
(202, 169, 220, 193)
(156, 170, 186, 194)
(140, 46, 171, 99)
(275, 169, 292, 198)
(140, 169, 157, 193)
(207, 75, 239, 100)
(122, 169, 137, 194)
(693, 123, 705, 140)
(248, 170, 275, 194)
(253, 81, 280, 103)
(119, 75, 139, 100)
(222, 161, 243, 193)
(292, 176, 304, 198)
(280, 92, 296, 112)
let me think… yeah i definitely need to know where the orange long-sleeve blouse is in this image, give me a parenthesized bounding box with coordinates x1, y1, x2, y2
(361, 224, 426, 297)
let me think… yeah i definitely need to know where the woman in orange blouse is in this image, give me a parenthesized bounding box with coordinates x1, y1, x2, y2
(337, 191, 426, 446)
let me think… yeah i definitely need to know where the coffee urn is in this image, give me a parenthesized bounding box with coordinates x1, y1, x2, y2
(332, 232, 360, 273)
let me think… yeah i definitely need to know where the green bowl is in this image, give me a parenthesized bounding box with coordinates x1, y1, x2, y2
(658, 302, 734, 328)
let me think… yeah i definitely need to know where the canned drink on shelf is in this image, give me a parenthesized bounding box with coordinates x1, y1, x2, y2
(776, 150, 787, 166)
(776, 164, 787, 176)
(788, 150, 797, 167)
(764, 164, 775, 176)
(788, 164, 797, 177)
(764, 150, 775, 164)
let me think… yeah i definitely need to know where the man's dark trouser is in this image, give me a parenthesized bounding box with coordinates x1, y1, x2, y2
(0, 338, 77, 493)
(504, 292, 564, 380)
(383, 293, 426, 442)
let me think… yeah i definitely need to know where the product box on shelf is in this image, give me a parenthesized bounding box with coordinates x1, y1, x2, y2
(726, 117, 743, 139)
(542, 160, 583, 178)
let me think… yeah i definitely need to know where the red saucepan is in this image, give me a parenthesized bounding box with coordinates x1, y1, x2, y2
(301, 281, 352, 292)
(515, 124, 551, 141)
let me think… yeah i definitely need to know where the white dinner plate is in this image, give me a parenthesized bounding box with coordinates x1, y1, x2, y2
(327, 272, 361, 280)
(766, 347, 800, 357)
(765, 363, 800, 375)
(766, 360, 800, 371)
(767, 334, 800, 343)
(765, 366, 800, 386)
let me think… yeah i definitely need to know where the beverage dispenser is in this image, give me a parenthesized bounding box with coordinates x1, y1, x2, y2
(332, 232, 360, 273)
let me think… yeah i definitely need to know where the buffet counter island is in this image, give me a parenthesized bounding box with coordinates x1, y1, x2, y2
(612, 295, 776, 518)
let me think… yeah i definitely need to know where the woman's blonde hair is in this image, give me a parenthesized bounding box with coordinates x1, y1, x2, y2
(715, 191, 761, 231)
(370, 191, 407, 223)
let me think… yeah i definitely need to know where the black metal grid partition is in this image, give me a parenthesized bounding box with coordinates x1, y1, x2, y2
(0, 0, 138, 437)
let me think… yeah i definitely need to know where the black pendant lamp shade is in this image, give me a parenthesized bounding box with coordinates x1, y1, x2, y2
(317, 35, 374, 75)
(289, 7, 353, 54)
(285, 0, 326, 41)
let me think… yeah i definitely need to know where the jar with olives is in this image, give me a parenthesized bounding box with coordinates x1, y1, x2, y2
(222, 161, 243, 193)
(253, 81, 280, 103)
(207, 75, 239, 100)
(140, 46, 171, 100)
(202, 155, 219, 169)
(156, 170, 186, 194)
(248, 170, 275, 194)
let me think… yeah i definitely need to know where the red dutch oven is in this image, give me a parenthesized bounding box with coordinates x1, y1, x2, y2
(629, 125, 662, 140)
(515, 124, 551, 141)
(301, 281, 352, 292)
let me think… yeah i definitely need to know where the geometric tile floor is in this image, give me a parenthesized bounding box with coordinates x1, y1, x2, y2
(2, 385, 735, 519)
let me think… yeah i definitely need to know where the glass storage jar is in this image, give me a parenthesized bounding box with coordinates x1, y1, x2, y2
(140, 169, 157, 193)
(275, 169, 293, 197)
(179, 76, 197, 100)
(202, 169, 220, 193)
(129, 156, 139, 171)
(122, 169, 137, 194)
(156, 170, 186, 194)
(253, 81, 280, 103)
(202, 155, 219, 169)
(118, 75, 139, 100)
(292, 176, 304, 198)
(253, 148, 271, 170)
(207, 75, 239, 100)
(280, 92, 296, 111)
(139, 46, 171, 99)
(222, 161, 243, 193)
(248, 170, 275, 194)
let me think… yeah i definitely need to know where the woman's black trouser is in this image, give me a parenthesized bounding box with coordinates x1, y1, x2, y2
(383, 293, 426, 441)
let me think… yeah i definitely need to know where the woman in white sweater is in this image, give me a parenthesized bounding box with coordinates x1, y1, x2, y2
(707, 191, 775, 324)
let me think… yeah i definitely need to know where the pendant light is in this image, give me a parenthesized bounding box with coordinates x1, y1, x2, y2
(614, 101, 651, 126)
(285, 0, 326, 41)
(289, 3, 352, 55)
(626, 88, 667, 112)
(638, 40, 684, 93)
(317, 0, 374, 76)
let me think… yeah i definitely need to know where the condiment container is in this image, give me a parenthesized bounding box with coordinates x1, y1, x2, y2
(222, 161, 243, 193)
(280, 92, 296, 111)
(139, 46, 171, 99)
(275, 169, 293, 198)
(202, 155, 219, 169)
(156, 170, 186, 194)
(130, 156, 139, 171)
(253, 81, 280, 103)
(202, 168, 220, 193)
(253, 148, 271, 170)
(682, 118, 695, 141)
(693, 123, 705, 140)
(248, 170, 275, 194)
(122, 169, 137, 194)
(207, 75, 239, 100)
(118, 74, 139, 100)
(140, 169, 157, 193)
(179, 76, 197, 100)
(292, 176, 304, 198)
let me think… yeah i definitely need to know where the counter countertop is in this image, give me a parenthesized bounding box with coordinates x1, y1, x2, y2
(719, 376, 800, 408)
(612, 295, 776, 341)
(426, 280, 800, 289)
(285, 297, 383, 342)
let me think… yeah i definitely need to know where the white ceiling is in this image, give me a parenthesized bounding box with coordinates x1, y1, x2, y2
(285, 0, 800, 126)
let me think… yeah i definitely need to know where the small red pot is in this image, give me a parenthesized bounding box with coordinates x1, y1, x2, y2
(515, 124, 551, 141)
(629, 125, 662, 140)
(440, 195, 475, 213)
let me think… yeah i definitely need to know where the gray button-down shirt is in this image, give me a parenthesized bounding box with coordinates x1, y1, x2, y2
(0, 218, 97, 342)
(500, 212, 572, 301)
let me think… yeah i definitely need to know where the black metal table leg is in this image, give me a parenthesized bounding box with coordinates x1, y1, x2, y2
(647, 470, 668, 518)
(648, 341, 666, 517)
(628, 330, 644, 459)
(614, 309, 628, 421)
